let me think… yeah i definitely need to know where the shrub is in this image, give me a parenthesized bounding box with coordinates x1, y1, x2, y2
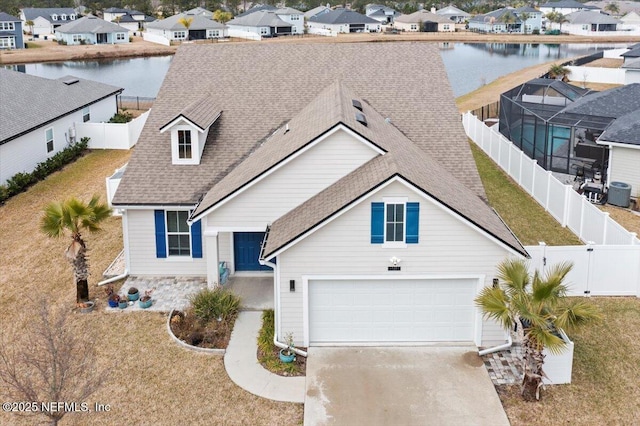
(0, 137, 89, 203)
(532, 29, 540, 35)
(108, 111, 133, 123)
(257, 309, 275, 354)
(189, 288, 240, 323)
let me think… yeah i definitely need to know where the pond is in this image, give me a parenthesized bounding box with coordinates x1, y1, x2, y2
(13, 42, 629, 98)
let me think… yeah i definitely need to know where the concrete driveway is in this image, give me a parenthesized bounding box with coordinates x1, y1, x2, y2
(304, 346, 510, 426)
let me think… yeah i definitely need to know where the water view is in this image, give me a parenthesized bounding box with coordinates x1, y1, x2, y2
(16, 42, 629, 98)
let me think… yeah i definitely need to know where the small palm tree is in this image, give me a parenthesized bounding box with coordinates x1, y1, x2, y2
(475, 259, 601, 401)
(500, 11, 518, 32)
(519, 12, 531, 34)
(41, 195, 111, 304)
(549, 63, 570, 80)
(25, 19, 34, 36)
(604, 2, 620, 15)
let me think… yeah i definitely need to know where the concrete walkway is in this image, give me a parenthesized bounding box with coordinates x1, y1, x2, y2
(224, 311, 305, 403)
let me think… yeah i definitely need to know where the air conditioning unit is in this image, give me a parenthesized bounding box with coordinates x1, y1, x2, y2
(68, 126, 76, 144)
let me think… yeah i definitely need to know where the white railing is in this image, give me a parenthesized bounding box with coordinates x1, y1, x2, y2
(77, 110, 149, 150)
(462, 112, 640, 246)
(526, 243, 640, 297)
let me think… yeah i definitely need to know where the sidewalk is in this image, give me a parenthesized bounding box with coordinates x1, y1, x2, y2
(224, 311, 305, 403)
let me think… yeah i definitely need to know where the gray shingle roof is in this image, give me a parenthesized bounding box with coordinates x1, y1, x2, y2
(599, 109, 640, 146)
(565, 10, 620, 24)
(562, 83, 640, 118)
(146, 13, 226, 31)
(161, 94, 222, 132)
(469, 8, 521, 24)
(55, 15, 129, 34)
(540, 0, 599, 9)
(622, 46, 640, 57)
(0, 69, 122, 144)
(0, 12, 20, 21)
(514, 6, 539, 13)
(236, 4, 277, 17)
(436, 5, 470, 16)
(227, 10, 291, 27)
(21, 8, 76, 22)
(395, 10, 452, 24)
(309, 8, 379, 25)
(260, 82, 526, 257)
(304, 5, 330, 19)
(112, 42, 484, 206)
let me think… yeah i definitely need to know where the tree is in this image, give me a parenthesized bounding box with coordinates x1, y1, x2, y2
(604, 2, 619, 15)
(548, 63, 570, 80)
(499, 11, 518, 32)
(41, 195, 111, 303)
(213, 9, 232, 23)
(178, 16, 194, 30)
(518, 12, 530, 34)
(475, 259, 601, 401)
(546, 11, 568, 33)
(0, 300, 109, 425)
(25, 19, 34, 36)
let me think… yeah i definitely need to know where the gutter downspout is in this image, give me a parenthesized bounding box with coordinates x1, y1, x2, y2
(97, 270, 129, 286)
(478, 331, 512, 356)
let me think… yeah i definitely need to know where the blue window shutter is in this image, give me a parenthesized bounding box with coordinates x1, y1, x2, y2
(371, 202, 384, 244)
(191, 219, 202, 258)
(154, 210, 167, 258)
(406, 202, 419, 244)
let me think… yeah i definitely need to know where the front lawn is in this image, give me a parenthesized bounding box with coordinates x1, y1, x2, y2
(0, 149, 303, 425)
(471, 142, 583, 246)
(500, 297, 640, 425)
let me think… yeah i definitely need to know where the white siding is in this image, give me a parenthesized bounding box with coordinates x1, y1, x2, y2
(218, 231, 232, 266)
(0, 95, 117, 184)
(276, 181, 513, 346)
(125, 209, 207, 275)
(610, 146, 640, 197)
(206, 129, 379, 228)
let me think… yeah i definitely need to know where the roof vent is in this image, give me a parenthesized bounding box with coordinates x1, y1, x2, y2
(355, 112, 368, 127)
(284, 123, 290, 134)
(385, 117, 391, 124)
(63, 78, 79, 85)
(352, 99, 363, 111)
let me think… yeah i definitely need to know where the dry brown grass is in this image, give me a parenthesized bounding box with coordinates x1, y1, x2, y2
(0, 149, 303, 425)
(499, 297, 640, 425)
(599, 204, 640, 236)
(581, 57, 624, 68)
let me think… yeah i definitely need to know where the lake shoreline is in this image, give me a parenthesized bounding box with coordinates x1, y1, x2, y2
(2, 32, 639, 65)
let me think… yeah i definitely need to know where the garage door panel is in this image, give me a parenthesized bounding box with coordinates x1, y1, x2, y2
(309, 279, 477, 344)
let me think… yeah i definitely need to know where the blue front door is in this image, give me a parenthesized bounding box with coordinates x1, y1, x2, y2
(233, 232, 271, 271)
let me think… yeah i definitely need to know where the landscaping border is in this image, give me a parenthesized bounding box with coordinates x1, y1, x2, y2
(166, 308, 225, 355)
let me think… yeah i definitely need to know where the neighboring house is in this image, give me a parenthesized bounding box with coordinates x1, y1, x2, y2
(20, 8, 77, 38)
(365, 4, 399, 25)
(308, 8, 381, 33)
(499, 79, 640, 193)
(226, 10, 294, 37)
(468, 8, 523, 33)
(184, 7, 214, 19)
(436, 5, 470, 23)
(0, 11, 24, 49)
(233, 6, 304, 34)
(622, 46, 640, 64)
(539, 0, 600, 17)
(586, 0, 640, 15)
(111, 42, 528, 349)
(551, 10, 621, 34)
(513, 6, 543, 33)
(55, 15, 130, 45)
(146, 12, 228, 42)
(620, 11, 640, 30)
(0, 69, 122, 184)
(304, 5, 330, 20)
(394, 10, 454, 32)
(103, 8, 155, 33)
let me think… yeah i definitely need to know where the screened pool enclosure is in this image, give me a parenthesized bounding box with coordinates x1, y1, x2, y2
(499, 79, 610, 177)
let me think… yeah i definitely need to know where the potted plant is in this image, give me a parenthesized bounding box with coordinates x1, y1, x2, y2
(118, 296, 128, 309)
(78, 301, 94, 313)
(279, 332, 296, 363)
(127, 287, 139, 301)
(105, 284, 120, 308)
(138, 288, 153, 309)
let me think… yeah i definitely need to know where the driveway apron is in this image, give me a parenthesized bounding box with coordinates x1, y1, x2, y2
(304, 346, 510, 426)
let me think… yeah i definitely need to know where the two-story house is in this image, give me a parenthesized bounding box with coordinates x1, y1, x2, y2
(0, 12, 24, 48)
(20, 8, 77, 38)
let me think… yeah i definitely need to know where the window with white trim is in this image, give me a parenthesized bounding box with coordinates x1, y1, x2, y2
(291, 14, 300, 20)
(70, 14, 76, 20)
(443, 24, 450, 30)
(174, 30, 186, 39)
(82, 106, 90, 122)
(0, 22, 15, 31)
(410, 24, 417, 30)
(72, 34, 82, 42)
(385, 203, 405, 242)
(178, 130, 192, 159)
(207, 29, 220, 38)
(52, 14, 58, 21)
(61, 14, 67, 20)
(45, 128, 54, 152)
(0, 37, 15, 48)
(260, 27, 269, 35)
(116, 33, 126, 40)
(166, 211, 191, 256)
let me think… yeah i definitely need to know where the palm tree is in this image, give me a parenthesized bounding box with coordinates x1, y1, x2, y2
(546, 11, 569, 33)
(41, 195, 111, 304)
(500, 11, 518, 32)
(604, 2, 620, 15)
(519, 12, 531, 34)
(548, 63, 570, 80)
(25, 19, 34, 36)
(475, 259, 601, 401)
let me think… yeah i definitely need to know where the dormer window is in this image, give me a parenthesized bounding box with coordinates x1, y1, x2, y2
(52, 14, 58, 21)
(70, 14, 76, 20)
(61, 14, 67, 20)
(178, 130, 192, 159)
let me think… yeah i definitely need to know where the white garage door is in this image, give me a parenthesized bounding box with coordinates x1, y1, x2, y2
(308, 278, 478, 344)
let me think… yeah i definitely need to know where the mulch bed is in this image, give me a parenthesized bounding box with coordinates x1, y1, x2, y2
(169, 309, 236, 349)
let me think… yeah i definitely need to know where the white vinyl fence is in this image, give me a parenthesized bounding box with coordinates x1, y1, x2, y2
(462, 112, 640, 246)
(526, 243, 640, 297)
(307, 27, 338, 37)
(142, 32, 171, 46)
(565, 66, 626, 85)
(77, 110, 149, 150)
